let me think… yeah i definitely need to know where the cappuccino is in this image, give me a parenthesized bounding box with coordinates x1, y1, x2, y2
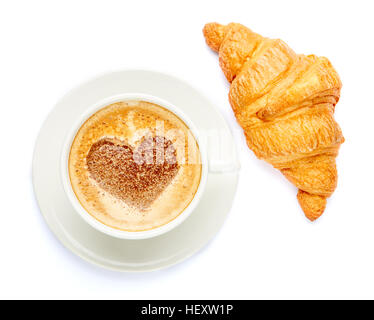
(68, 100, 202, 232)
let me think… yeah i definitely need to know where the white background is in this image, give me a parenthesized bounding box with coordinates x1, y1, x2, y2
(1, 0, 374, 299)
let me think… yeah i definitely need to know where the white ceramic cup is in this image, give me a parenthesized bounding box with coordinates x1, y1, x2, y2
(61, 93, 213, 240)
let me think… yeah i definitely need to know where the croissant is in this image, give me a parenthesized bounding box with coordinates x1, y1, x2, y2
(203, 22, 344, 221)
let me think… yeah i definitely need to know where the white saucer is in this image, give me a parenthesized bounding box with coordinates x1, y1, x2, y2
(32, 70, 239, 272)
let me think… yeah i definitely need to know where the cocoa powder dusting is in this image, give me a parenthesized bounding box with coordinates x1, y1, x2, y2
(86, 136, 179, 209)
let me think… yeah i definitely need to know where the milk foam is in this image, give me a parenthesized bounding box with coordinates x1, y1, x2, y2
(68, 101, 202, 231)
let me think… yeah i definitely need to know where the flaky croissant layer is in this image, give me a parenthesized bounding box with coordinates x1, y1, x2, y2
(203, 22, 344, 221)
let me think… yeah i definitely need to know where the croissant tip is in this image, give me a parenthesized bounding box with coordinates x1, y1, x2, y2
(297, 190, 327, 222)
(203, 22, 225, 52)
(305, 213, 322, 222)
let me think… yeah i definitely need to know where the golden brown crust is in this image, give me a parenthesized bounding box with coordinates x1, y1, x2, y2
(203, 23, 226, 53)
(297, 190, 327, 221)
(203, 22, 344, 221)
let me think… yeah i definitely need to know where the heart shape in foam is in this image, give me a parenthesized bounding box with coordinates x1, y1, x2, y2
(86, 136, 179, 209)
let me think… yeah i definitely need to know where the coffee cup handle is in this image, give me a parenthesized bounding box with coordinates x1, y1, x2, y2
(205, 132, 240, 173)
